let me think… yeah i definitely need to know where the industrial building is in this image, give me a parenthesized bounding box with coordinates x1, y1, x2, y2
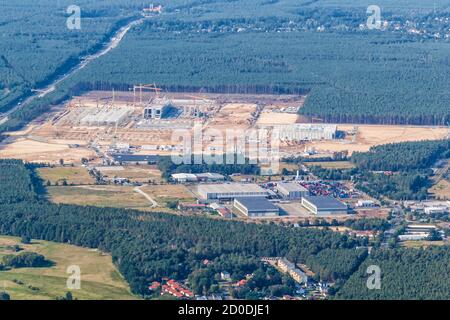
(80, 107, 132, 126)
(171, 173, 198, 183)
(301, 196, 348, 215)
(233, 197, 280, 217)
(171, 172, 225, 183)
(276, 182, 309, 200)
(143, 104, 169, 119)
(197, 183, 268, 201)
(111, 154, 158, 164)
(196, 172, 225, 182)
(270, 124, 337, 142)
(398, 224, 444, 241)
(356, 200, 376, 208)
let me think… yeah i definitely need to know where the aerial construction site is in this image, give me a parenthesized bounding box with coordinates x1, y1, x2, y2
(0, 85, 448, 164)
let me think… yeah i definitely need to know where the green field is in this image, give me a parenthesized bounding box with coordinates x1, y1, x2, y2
(47, 185, 152, 210)
(0, 236, 137, 300)
(305, 161, 356, 169)
(37, 166, 95, 185)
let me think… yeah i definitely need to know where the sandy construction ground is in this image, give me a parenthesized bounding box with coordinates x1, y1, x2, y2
(208, 103, 257, 129)
(299, 125, 449, 154)
(0, 138, 96, 164)
(256, 112, 299, 125)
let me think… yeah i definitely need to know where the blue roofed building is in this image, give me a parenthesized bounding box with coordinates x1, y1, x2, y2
(301, 196, 348, 215)
(234, 197, 280, 218)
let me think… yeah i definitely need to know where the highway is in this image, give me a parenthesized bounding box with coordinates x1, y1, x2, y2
(0, 15, 147, 124)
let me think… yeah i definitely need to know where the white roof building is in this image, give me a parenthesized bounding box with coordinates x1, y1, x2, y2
(171, 173, 198, 182)
(198, 183, 268, 200)
(276, 182, 309, 199)
(268, 124, 337, 141)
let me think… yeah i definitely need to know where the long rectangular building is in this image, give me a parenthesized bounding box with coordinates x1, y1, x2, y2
(301, 196, 347, 215)
(198, 183, 268, 201)
(234, 197, 279, 217)
(271, 124, 337, 141)
(276, 182, 309, 200)
(111, 154, 158, 164)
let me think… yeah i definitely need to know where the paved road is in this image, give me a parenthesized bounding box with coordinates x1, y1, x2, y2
(0, 15, 146, 124)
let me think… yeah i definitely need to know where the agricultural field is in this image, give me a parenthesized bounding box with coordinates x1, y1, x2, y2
(0, 235, 136, 300)
(305, 161, 356, 169)
(139, 184, 197, 209)
(96, 165, 163, 183)
(47, 185, 153, 210)
(400, 240, 446, 249)
(429, 159, 450, 200)
(45, 183, 195, 213)
(37, 166, 95, 185)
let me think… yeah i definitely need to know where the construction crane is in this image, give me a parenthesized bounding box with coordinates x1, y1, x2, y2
(133, 83, 162, 106)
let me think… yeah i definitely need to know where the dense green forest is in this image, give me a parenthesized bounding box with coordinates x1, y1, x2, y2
(2, 0, 450, 136)
(0, 159, 363, 297)
(336, 247, 450, 300)
(0, 0, 147, 113)
(305, 248, 368, 282)
(309, 140, 450, 200)
(352, 140, 450, 200)
(0, 159, 449, 299)
(351, 140, 450, 172)
(1, 252, 52, 269)
(62, 23, 450, 125)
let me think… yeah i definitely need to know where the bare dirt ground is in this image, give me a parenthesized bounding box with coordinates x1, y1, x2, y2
(47, 185, 152, 210)
(0, 137, 96, 164)
(207, 103, 257, 130)
(283, 125, 449, 155)
(256, 112, 299, 125)
(38, 166, 95, 185)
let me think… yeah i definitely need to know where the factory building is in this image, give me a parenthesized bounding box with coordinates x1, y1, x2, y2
(276, 182, 309, 200)
(301, 196, 347, 215)
(398, 224, 443, 241)
(111, 154, 158, 164)
(143, 104, 169, 120)
(197, 183, 268, 201)
(171, 173, 198, 183)
(233, 197, 280, 217)
(196, 172, 225, 182)
(171, 172, 225, 183)
(80, 107, 132, 126)
(356, 200, 376, 208)
(271, 124, 337, 142)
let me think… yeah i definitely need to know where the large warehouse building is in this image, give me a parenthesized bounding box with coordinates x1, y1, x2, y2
(80, 107, 133, 126)
(197, 183, 268, 201)
(270, 124, 337, 142)
(234, 197, 280, 217)
(276, 182, 309, 200)
(301, 196, 348, 215)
